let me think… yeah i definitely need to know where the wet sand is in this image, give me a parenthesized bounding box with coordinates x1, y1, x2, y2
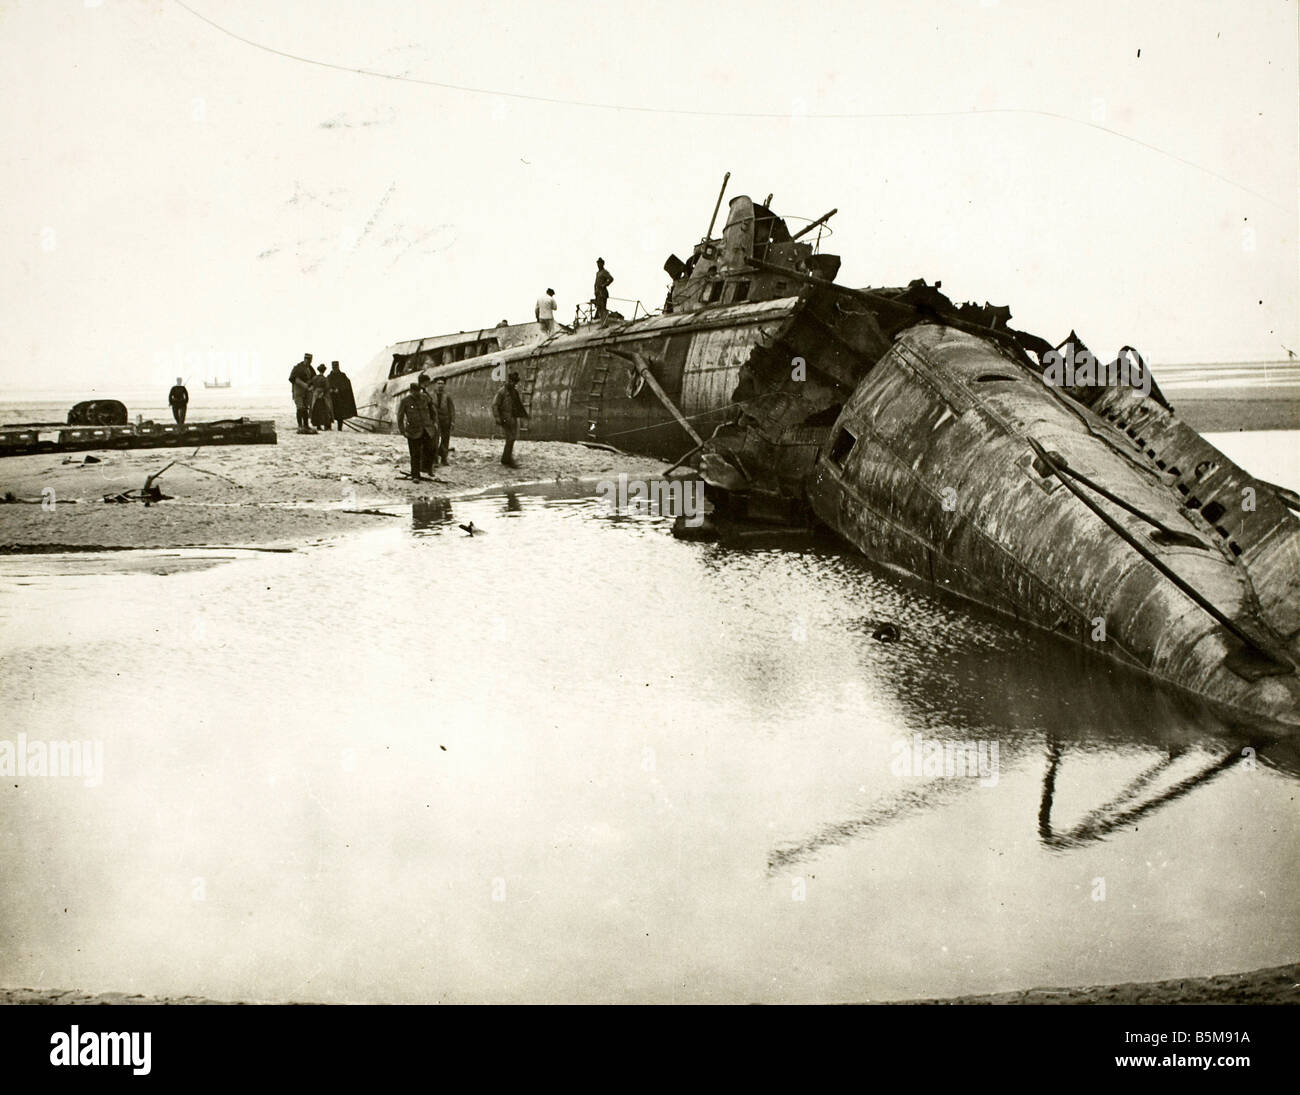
(4, 963, 1296, 1005)
(0, 411, 662, 551)
(1166, 386, 1300, 432)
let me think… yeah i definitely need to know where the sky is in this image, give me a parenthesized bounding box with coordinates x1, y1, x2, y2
(0, 0, 1296, 394)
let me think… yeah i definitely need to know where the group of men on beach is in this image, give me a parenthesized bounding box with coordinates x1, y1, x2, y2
(396, 374, 458, 480)
(291, 256, 609, 479)
(288, 354, 358, 434)
(393, 370, 526, 479)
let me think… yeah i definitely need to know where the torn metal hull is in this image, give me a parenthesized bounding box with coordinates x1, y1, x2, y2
(803, 325, 1300, 728)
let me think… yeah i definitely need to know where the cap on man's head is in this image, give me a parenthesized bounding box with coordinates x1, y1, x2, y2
(305, 352, 312, 358)
(597, 257, 604, 264)
(546, 288, 554, 295)
(331, 360, 339, 367)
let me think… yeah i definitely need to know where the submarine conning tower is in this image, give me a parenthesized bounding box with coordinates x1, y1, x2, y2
(663, 195, 842, 314)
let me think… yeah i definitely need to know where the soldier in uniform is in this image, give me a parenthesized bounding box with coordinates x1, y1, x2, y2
(397, 381, 438, 481)
(289, 353, 315, 433)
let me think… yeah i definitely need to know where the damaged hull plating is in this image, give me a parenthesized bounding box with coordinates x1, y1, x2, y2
(356, 189, 1300, 728)
(805, 324, 1300, 728)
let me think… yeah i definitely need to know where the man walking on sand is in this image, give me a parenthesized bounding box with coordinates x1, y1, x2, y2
(397, 381, 438, 481)
(492, 370, 528, 468)
(535, 288, 558, 335)
(168, 377, 189, 425)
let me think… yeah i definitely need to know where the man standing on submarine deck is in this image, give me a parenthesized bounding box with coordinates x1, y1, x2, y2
(492, 370, 528, 468)
(593, 258, 613, 323)
(535, 288, 558, 335)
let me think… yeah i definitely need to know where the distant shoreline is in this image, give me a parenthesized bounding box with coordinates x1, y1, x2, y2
(1166, 385, 1300, 432)
(4, 961, 1296, 1005)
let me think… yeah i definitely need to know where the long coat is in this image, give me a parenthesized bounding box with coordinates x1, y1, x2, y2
(327, 369, 357, 420)
(309, 373, 333, 428)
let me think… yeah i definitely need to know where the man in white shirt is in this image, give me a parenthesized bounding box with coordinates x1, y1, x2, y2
(535, 288, 558, 334)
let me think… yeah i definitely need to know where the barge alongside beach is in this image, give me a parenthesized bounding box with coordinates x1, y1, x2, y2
(0, 417, 276, 458)
(354, 181, 1300, 728)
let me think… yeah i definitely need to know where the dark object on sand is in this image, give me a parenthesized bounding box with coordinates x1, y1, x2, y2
(871, 622, 900, 642)
(67, 399, 128, 426)
(104, 486, 171, 504)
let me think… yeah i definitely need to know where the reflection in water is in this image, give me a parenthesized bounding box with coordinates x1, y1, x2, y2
(411, 497, 455, 529)
(0, 484, 1295, 1003)
(1037, 740, 1246, 850)
(769, 535, 1296, 866)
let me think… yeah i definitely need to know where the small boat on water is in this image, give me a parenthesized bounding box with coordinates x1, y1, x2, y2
(354, 179, 1300, 729)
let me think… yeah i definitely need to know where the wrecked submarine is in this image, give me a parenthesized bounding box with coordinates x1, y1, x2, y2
(354, 179, 1300, 729)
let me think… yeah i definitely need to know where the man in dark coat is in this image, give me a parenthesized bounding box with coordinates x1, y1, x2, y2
(289, 352, 314, 432)
(397, 382, 438, 481)
(416, 375, 441, 474)
(492, 370, 528, 467)
(327, 360, 357, 430)
(167, 377, 189, 425)
(430, 377, 455, 465)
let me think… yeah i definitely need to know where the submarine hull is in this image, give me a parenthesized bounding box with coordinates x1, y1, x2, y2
(805, 324, 1300, 728)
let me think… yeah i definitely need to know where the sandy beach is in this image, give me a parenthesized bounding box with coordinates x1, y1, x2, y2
(5, 962, 1296, 1005)
(0, 410, 663, 552)
(1166, 384, 1300, 432)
